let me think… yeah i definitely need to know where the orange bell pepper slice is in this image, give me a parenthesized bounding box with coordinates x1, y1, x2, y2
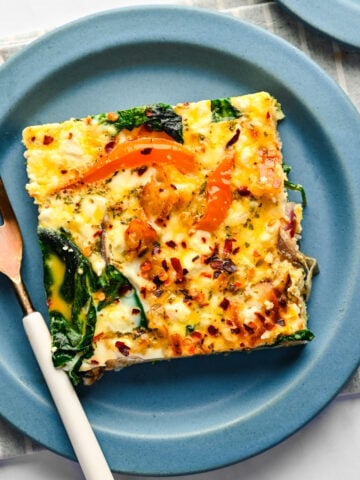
(77, 137, 196, 185)
(195, 155, 233, 232)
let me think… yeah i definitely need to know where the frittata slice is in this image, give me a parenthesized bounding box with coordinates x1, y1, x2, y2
(24, 92, 317, 384)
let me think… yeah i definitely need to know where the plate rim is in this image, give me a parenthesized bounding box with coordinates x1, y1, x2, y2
(0, 5, 360, 476)
(276, 0, 360, 49)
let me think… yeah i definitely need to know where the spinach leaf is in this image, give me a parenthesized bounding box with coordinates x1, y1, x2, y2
(97, 264, 132, 310)
(39, 229, 98, 384)
(38, 228, 147, 384)
(145, 104, 183, 143)
(282, 163, 307, 207)
(50, 306, 96, 385)
(39, 227, 96, 304)
(211, 98, 242, 122)
(284, 180, 307, 207)
(275, 329, 314, 345)
(94, 103, 184, 143)
(185, 324, 195, 336)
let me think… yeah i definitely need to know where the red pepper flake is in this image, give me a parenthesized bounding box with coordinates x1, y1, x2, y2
(208, 258, 223, 269)
(166, 240, 177, 249)
(93, 332, 104, 343)
(118, 284, 133, 296)
(256, 312, 266, 323)
(200, 272, 212, 279)
(131, 308, 141, 315)
(219, 297, 230, 310)
(207, 325, 219, 336)
(226, 128, 241, 148)
(170, 257, 185, 283)
(284, 207, 296, 238)
(115, 341, 131, 356)
(60, 169, 68, 175)
(31, 136, 36, 142)
(43, 135, 54, 145)
(93, 229, 103, 238)
(161, 259, 169, 271)
(190, 331, 202, 339)
(105, 140, 116, 153)
(181, 241, 187, 248)
(137, 165, 148, 176)
(141, 147, 153, 155)
(264, 321, 275, 331)
(140, 260, 152, 273)
(244, 324, 254, 334)
(229, 280, 243, 292)
(68, 132, 73, 140)
(170, 333, 182, 356)
(231, 327, 241, 334)
(223, 238, 235, 256)
(237, 186, 251, 196)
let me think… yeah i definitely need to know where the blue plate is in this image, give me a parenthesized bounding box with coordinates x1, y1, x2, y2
(276, 0, 360, 49)
(0, 6, 360, 476)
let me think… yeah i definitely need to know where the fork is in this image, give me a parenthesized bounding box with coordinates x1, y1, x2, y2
(0, 177, 114, 480)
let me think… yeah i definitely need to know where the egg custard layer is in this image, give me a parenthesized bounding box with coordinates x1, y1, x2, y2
(24, 92, 317, 384)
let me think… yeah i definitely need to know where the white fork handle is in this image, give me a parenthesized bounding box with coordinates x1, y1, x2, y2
(23, 311, 114, 480)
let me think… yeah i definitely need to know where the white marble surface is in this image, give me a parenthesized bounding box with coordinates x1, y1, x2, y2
(0, 1, 359, 479)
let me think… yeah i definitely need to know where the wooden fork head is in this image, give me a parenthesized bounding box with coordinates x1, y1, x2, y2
(0, 177, 23, 283)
